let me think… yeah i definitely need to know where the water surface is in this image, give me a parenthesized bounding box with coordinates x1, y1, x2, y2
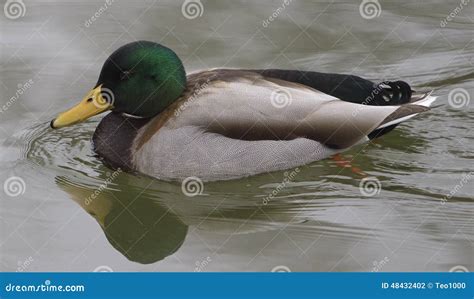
(1, 0, 473, 272)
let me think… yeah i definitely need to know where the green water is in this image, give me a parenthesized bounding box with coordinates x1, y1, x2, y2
(0, 0, 473, 272)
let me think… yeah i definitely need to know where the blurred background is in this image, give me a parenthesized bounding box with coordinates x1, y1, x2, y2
(0, 0, 473, 272)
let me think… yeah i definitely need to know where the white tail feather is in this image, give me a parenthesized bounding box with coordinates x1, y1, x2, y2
(376, 94, 437, 129)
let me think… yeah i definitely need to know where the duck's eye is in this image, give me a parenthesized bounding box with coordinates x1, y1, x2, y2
(86, 97, 93, 103)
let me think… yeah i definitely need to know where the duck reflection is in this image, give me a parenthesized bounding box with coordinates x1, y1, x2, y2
(54, 164, 316, 265)
(55, 173, 188, 264)
(55, 157, 379, 266)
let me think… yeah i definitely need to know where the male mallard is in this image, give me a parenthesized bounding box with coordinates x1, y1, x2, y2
(51, 41, 436, 181)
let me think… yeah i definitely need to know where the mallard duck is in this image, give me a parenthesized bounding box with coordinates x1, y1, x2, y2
(51, 41, 437, 181)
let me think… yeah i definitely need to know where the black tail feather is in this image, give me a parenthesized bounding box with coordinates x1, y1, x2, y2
(252, 69, 413, 106)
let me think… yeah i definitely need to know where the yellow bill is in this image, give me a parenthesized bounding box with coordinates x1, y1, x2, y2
(50, 85, 113, 129)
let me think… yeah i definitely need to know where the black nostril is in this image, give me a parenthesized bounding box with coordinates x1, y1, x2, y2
(86, 97, 93, 103)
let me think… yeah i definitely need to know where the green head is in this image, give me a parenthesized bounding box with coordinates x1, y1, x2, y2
(98, 41, 186, 116)
(51, 41, 186, 128)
